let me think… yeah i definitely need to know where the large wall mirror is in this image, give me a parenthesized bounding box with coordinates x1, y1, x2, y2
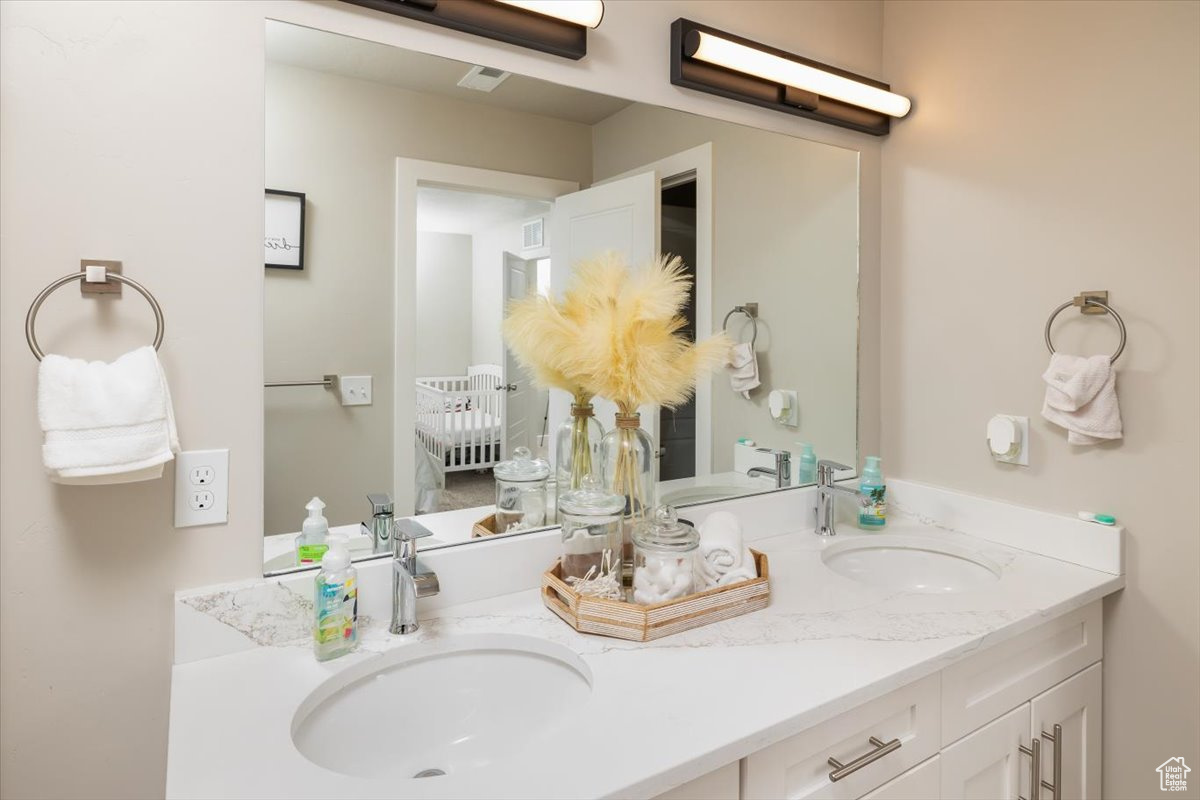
(263, 21, 860, 575)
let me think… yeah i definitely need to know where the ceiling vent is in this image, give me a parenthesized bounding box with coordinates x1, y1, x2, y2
(522, 218, 545, 250)
(457, 65, 511, 92)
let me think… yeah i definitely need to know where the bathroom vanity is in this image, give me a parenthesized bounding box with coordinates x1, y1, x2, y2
(168, 480, 1122, 800)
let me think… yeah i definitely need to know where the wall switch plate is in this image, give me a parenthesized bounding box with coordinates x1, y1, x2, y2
(175, 449, 229, 527)
(987, 415, 1029, 466)
(339, 375, 372, 406)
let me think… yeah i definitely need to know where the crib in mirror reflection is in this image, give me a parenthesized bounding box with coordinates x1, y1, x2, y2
(415, 364, 505, 472)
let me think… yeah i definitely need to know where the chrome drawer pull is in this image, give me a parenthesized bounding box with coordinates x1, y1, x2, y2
(1040, 723, 1062, 800)
(1019, 737, 1042, 800)
(827, 736, 902, 782)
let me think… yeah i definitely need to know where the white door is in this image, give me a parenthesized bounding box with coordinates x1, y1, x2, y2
(941, 704, 1032, 800)
(1031, 664, 1102, 800)
(548, 171, 660, 472)
(502, 252, 533, 458)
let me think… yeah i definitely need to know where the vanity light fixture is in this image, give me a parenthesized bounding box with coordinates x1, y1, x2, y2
(340, 0, 604, 60)
(671, 19, 910, 136)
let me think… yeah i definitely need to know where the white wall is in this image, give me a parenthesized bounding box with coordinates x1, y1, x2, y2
(592, 105, 860, 471)
(880, 3, 1200, 798)
(0, 1, 883, 796)
(471, 220, 526, 368)
(416, 231, 473, 375)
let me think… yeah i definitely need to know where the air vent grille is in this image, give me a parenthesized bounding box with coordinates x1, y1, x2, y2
(522, 218, 544, 250)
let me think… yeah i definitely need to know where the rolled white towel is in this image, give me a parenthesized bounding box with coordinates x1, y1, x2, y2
(694, 511, 757, 589)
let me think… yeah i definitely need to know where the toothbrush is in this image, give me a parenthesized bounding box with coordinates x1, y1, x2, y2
(1078, 511, 1117, 526)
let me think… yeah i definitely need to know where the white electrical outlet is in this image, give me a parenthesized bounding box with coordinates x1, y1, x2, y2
(175, 449, 229, 527)
(339, 375, 372, 406)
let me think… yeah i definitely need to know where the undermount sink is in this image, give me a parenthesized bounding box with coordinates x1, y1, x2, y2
(291, 635, 592, 780)
(821, 534, 1001, 593)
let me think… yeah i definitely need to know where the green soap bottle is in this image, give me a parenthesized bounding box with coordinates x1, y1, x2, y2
(797, 443, 817, 485)
(858, 456, 887, 529)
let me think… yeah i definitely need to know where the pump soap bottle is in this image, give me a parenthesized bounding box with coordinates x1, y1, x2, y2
(858, 456, 887, 529)
(314, 537, 358, 661)
(295, 497, 331, 565)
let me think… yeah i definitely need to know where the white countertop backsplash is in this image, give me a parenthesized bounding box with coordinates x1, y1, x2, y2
(168, 479, 1124, 799)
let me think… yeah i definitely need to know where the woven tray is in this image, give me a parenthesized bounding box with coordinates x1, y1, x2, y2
(541, 550, 769, 641)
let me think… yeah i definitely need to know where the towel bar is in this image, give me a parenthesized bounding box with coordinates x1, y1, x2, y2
(25, 268, 165, 361)
(1044, 291, 1126, 364)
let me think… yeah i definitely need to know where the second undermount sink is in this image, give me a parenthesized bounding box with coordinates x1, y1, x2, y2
(821, 534, 1002, 593)
(291, 635, 592, 780)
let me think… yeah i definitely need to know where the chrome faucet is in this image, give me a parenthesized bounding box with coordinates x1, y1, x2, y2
(391, 519, 440, 635)
(816, 460, 865, 536)
(748, 448, 792, 489)
(362, 493, 394, 554)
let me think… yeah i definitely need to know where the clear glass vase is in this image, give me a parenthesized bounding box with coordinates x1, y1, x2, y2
(600, 412, 656, 576)
(554, 400, 605, 521)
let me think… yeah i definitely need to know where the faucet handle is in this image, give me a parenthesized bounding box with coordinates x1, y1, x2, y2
(817, 460, 852, 484)
(818, 459, 852, 472)
(395, 519, 434, 541)
(367, 492, 393, 515)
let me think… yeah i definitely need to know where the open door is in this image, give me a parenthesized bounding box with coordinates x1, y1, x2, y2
(502, 252, 537, 459)
(548, 171, 661, 473)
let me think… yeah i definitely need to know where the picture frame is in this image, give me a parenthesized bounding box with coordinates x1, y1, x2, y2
(265, 189, 306, 270)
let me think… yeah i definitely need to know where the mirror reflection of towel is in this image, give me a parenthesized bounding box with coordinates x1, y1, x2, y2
(726, 342, 760, 399)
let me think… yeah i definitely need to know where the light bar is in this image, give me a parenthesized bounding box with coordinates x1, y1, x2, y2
(670, 19, 909, 135)
(494, 0, 604, 29)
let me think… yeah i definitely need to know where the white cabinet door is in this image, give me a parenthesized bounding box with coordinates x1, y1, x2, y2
(941, 704, 1032, 800)
(861, 756, 940, 800)
(1031, 663, 1102, 800)
(654, 762, 740, 800)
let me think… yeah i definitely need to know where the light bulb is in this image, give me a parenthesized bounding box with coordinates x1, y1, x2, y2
(494, 1, 605, 29)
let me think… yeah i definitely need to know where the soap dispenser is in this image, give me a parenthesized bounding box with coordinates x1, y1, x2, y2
(296, 497, 330, 565)
(797, 443, 817, 485)
(858, 457, 887, 529)
(314, 537, 358, 661)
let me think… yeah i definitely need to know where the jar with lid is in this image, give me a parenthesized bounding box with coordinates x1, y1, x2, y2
(631, 505, 699, 605)
(558, 476, 625, 600)
(493, 446, 550, 532)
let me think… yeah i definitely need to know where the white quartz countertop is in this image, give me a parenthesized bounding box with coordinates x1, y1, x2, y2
(168, 504, 1124, 800)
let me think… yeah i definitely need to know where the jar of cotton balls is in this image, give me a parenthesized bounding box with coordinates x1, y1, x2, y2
(558, 476, 625, 600)
(631, 505, 699, 605)
(493, 447, 550, 533)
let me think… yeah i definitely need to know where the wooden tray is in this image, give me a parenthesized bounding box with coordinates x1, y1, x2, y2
(541, 550, 769, 641)
(472, 514, 499, 538)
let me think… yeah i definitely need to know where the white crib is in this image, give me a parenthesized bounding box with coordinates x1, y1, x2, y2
(415, 364, 505, 472)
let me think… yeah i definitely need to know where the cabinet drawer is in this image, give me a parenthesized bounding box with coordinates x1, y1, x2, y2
(941, 601, 1101, 745)
(654, 762, 739, 800)
(861, 756, 940, 800)
(742, 674, 940, 800)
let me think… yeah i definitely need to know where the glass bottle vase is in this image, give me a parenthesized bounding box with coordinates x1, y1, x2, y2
(599, 412, 656, 574)
(554, 400, 606, 521)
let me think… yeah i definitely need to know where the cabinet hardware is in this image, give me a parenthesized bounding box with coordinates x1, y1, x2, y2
(827, 735, 902, 782)
(1019, 737, 1041, 800)
(1040, 723, 1062, 799)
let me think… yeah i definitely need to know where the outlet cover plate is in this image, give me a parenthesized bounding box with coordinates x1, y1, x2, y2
(175, 449, 229, 527)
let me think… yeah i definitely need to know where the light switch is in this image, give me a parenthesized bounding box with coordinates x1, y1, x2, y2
(339, 375, 372, 406)
(987, 415, 1029, 466)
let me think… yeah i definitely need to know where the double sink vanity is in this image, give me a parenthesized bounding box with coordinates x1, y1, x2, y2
(168, 479, 1122, 799)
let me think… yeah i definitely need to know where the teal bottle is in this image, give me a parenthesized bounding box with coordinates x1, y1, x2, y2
(797, 443, 817, 485)
(858, 456, 887, 529)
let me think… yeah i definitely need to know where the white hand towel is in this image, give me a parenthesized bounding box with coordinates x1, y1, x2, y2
(694, 511, 757, 590)
(1041, 353, 1122, 445)
(38, 346, 180, 483)
(726, 342, 760, 399)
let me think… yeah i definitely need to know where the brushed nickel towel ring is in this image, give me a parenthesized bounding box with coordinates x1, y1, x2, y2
(723, 302, 759, 348)
(26, 269, 165, 361)
(1044, 291, 1125, 364)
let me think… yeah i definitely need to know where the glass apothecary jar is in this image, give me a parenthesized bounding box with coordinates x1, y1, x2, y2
(631, 506, 699, 605)
(493, 446, 550, 532)
(555, 400, 606, 520)
(558, 477, 625, 600)
(600, 412, 656, 572)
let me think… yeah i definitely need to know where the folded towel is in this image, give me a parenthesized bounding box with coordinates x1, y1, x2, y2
(694, 511, 757, 589)
(38, 346, 179, 484)
(1041, 353, 1122, 446)
(726, 342, 760, 399)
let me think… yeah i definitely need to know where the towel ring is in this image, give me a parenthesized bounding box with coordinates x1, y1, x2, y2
(1044, 296, 1126, 364)
(26, 271, 165, 361)
(723, 304, 758, 349)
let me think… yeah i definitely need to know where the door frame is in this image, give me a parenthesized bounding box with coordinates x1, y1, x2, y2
(600, 143, 714, 477)
(394, 158, 578, 514)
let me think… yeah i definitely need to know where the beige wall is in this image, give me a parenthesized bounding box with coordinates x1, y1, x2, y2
(592, 105, 860, 471)
(417, 231, 474, 376)
(880, 2, 1200, 798)
(0, 2, 884, 797)
(263, 61, 591, 530)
